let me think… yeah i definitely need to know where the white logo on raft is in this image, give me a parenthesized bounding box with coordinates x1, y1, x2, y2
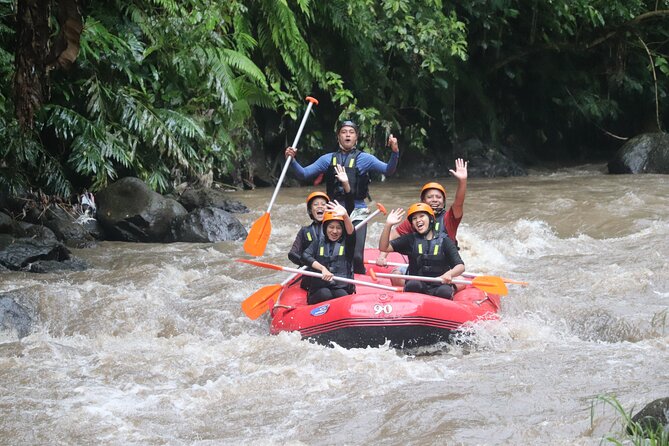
(374, 304, 393, 315)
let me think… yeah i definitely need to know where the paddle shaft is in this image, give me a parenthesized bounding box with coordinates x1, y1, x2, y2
(266, 98, 317, 213)
(277, 265, 399, 292)
(365, 259, 527, 286)
(372, 271, 474, 286)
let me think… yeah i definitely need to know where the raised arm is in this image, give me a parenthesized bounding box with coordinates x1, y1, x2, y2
(284, 148, 331, 181)
(326, 200, 354, 235)
(448, 158, 468, 219)
(379, 208, 405, 252)
(334, 164, 355, 215)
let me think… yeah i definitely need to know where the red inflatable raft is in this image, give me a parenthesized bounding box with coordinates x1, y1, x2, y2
(267, 249, 501, 349)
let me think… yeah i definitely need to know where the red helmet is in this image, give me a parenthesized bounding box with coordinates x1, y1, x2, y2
(420, 182, 446, 200)
(306, 191, 329, 219)
(406, 202, 435, 220)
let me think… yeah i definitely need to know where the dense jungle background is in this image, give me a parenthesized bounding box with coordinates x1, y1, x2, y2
(1, 0, 668, 196)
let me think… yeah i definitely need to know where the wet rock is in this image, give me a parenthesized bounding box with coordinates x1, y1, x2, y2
(17, 222, 58, 242)
(453, 138, 527, 177)
(96, 177, 188, 242)
(42, 206, 95, 248)
(0, 293, 34, 339)
(608, 133, 669, 174)
(627, 397, 669, 436)
(0, 211, 25, 236)
(171, 207, 247, 242)
(24, 258, 87, 273)
(0, 234, 75, 271)
(178, 187, 249, 213)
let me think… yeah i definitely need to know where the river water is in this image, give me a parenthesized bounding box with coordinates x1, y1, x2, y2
(1, 165, 667, 445)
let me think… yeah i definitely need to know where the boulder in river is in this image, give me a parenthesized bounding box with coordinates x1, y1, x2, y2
(96, 177, 188, 242)
(608, 133, 669, 174)
(171, 207, 247, 242)
(0, 293, 34, 339)
(627, 397, 669, 437)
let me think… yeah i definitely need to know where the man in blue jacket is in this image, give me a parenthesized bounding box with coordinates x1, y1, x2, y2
(284, 120, 399, 274)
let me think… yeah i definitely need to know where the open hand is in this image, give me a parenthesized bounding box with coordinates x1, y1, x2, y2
(386, 208, 405, 226)
(449, 158, 468, 181)
(325, 200, 347, 217)
(334, 164, 349, 184)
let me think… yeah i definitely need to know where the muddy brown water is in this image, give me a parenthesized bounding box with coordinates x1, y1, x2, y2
(1, 165, 667, 445)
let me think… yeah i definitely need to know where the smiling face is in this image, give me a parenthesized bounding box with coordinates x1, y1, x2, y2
(325, 220, 344, 241)
(422, 189, 445, 211)
(309, 198, 328, 222)
(337, 126, 358, 152)
(410, 212, 432, 235)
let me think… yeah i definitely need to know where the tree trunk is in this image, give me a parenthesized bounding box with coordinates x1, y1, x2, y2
(15, 0, 51, 130)
(14, 0, 82, 130)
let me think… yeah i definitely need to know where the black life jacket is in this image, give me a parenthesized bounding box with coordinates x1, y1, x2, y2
(297, 223, 322, 290)
(324, 149, 370, 202)
(300, 222, 322, 246)
(309, 239, 352, 291)
(432, 210, 459, 249)
(408, 232, 453, 277)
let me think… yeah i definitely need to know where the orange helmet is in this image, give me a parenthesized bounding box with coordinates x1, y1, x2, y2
(406, 202, 435, 221)
(322, 211, 344, 224)
(322, 211, 345, 233)
(306, 191, 329, 219)
(420, 182, 446, 200)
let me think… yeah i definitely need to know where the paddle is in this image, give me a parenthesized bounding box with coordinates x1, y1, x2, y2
(243, 96, 319, 257)
(368, 269, 508, 296)
(364, 259, 528, 286)
(238, 259, 402, 291)
(240, 203, 388, 319)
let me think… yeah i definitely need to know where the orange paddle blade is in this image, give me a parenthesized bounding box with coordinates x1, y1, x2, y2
(243, 212, 271, 256)
(241, 284, 282, 319)
(236, 258, 283, 271)
(471, 276, 508, 296)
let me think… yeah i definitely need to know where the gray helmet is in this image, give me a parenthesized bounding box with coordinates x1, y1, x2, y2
(337, 120, 358, 134)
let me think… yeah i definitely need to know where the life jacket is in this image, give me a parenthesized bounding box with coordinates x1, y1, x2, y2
(325, 149, 370, 202)
(309, 239, 352, 291)
(408, 232, 453, 277)
(432, 210, 459, 249)
(300, 222, 322, 246)
(297, 223, 323, 290)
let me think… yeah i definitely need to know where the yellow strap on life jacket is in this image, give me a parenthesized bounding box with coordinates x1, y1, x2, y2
(433, 244, 439, 255)
(435, 221, 440, 231)
(331, 157, 337, 166)
(319, 246, 324, 256)
(418, 243, 423, 255)
(339, 245, 344, 255)
(306, 232, 312, 242)
(348, 157, 355, 168)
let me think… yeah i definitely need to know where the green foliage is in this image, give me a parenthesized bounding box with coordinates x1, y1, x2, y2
(3, 0, 669, 196)
(593, 394, 669, 446)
